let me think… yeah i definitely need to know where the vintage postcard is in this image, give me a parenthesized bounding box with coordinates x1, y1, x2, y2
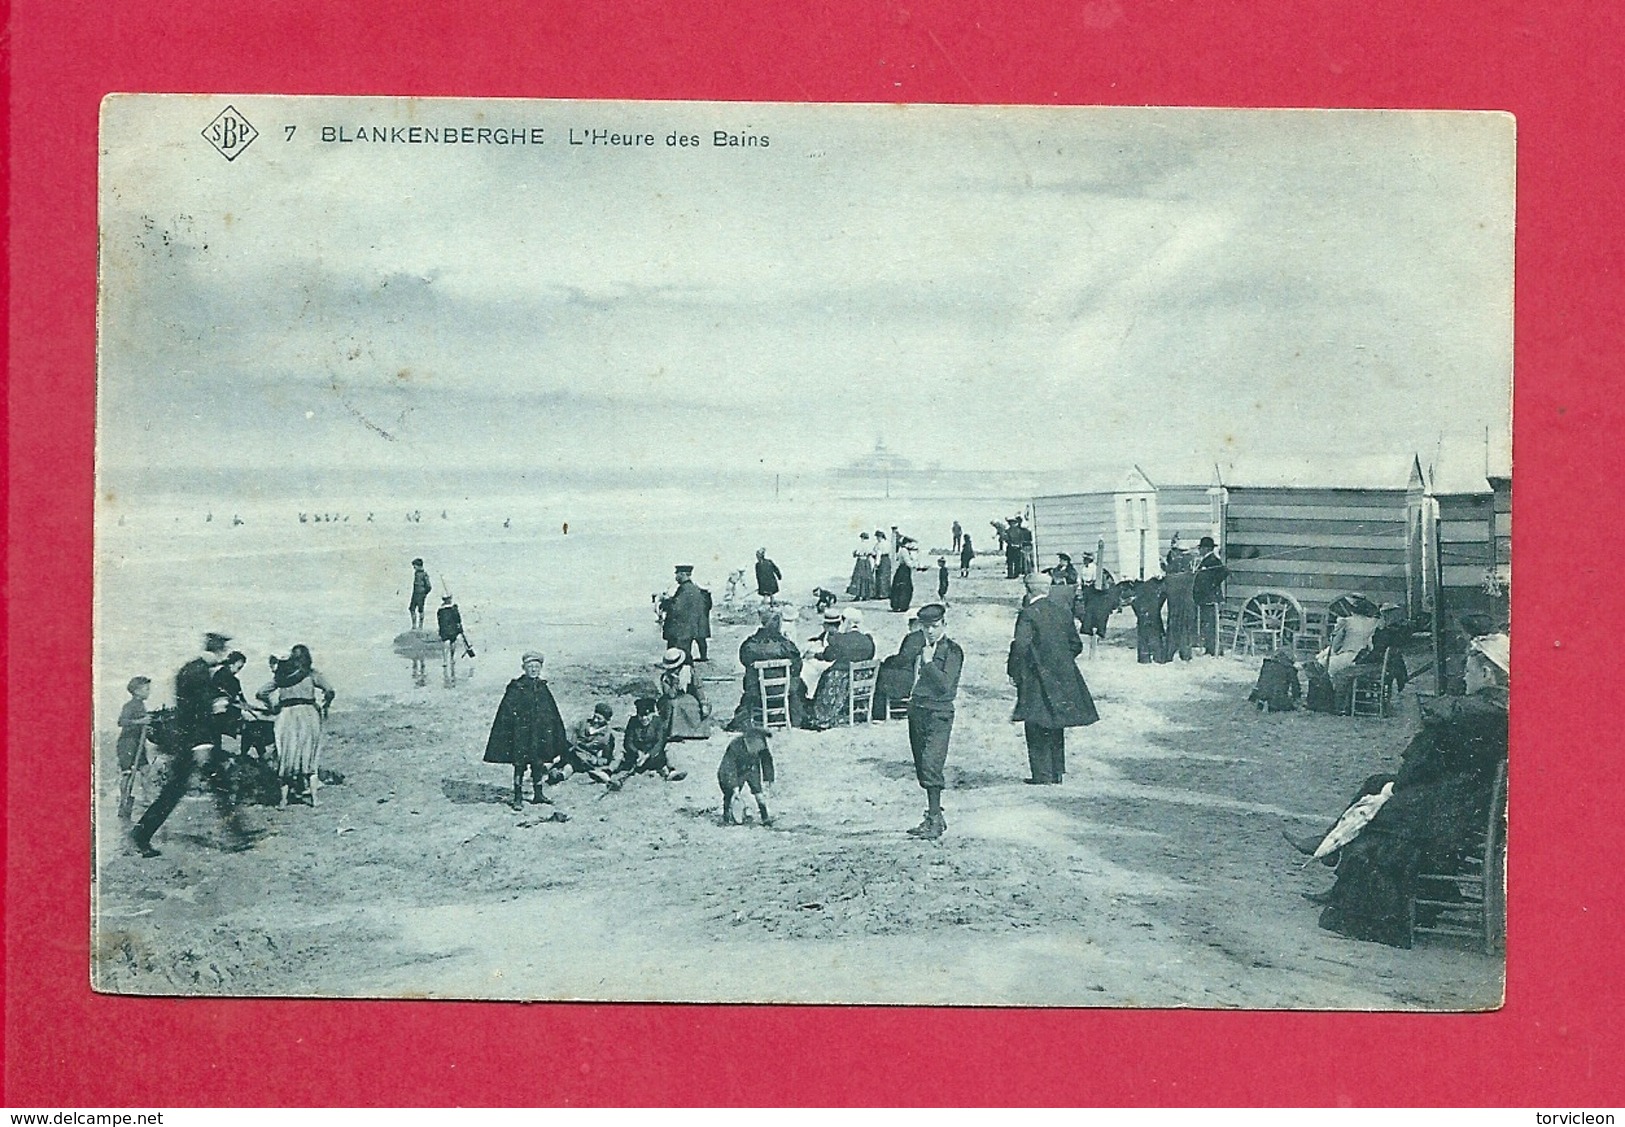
(94, 96, 1512, 1007)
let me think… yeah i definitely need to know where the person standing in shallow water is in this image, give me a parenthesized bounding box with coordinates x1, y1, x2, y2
(483, 651, 569, 812)
(409, 558, 431, 631)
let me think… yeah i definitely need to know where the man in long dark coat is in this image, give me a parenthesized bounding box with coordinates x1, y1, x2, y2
(1192, 536, 1229, 656)
(483, 650, 570, 811)
(662, 565, 709, 661)
(1008, 572, 1099, 784)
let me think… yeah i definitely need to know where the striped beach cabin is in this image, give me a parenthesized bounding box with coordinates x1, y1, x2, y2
(1030, 467, 1223, 582)
(1412, 440, 1513, 622)
(1217, 456, 1416, 619)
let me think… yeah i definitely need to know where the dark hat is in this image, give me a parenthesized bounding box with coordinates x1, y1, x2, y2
(1199, 536, 1216, 549)
(634, 696, 658, 713)
(917, 603, 946, 624)
(412, 558, 424, 567)
(674, 564, 694, 574)
(593, 702, 614, 719)
(203, 632, 231, 652)
(1010, 515, 1023, 523)
(126, 676, 151, 693)
(441, 593, 454, 603)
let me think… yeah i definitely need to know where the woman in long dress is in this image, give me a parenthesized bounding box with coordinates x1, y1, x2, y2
(847, 531, 875, 600)
(256, 644, 336, 807)
(889, 536, 917, 612)
(1163, 553, 1199, 662)
(872, 528, 893, 601)
(658, 647, 712, 742)
(805, 610, 877, 729)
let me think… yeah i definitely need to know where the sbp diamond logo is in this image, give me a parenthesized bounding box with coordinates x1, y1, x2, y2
(202, 105, 259, 161)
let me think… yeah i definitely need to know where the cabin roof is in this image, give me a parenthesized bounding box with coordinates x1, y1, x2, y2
(1215, 454, 1415, 492)
(1035, 465, 1156, 499)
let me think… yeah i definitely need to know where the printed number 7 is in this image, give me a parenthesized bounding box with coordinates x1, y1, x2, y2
(284, 125, 297, 141)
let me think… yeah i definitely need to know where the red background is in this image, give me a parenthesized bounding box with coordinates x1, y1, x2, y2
(6, 0, 1622, 1107)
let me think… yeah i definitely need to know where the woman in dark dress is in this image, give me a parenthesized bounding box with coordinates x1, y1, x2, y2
(890, 537, 918, 612)
(1162, 551, 1198, 662)
(1289, 636, 1509, 948)
(804, 610, 877, 729)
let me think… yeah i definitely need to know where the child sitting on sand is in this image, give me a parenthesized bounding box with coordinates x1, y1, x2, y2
(612, 697, 686, 784)
(560, 703, 617, 783)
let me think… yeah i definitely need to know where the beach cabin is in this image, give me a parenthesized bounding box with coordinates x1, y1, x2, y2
(1030, 467, 1163, 580)
(1410, 439, 1513, 623)
(1218, 456, 1415, 632)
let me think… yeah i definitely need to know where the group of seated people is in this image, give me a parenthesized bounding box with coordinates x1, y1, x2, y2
(724, 606, 880, 731)
(1248, 601, 1412, 714)
(1282, 632, 1510, 947)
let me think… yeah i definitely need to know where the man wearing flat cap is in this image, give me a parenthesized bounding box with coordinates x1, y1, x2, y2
(897, 603, 963, 839)
(661, 565, 711, 663)
(131, 632, 245, 857)
(1009, 572, 1099, 784)
(484, 651, 570, 811)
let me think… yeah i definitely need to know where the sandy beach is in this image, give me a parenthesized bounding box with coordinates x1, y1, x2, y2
(91, 529, 1503, 1009)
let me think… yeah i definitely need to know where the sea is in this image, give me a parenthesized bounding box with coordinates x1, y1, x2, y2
(94, 468, 1034, 724)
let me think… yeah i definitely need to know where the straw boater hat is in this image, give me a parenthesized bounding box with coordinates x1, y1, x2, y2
(1469, 633, 1511, 678)
(660, 647, 687, 669)
(822, 608, 843, 625)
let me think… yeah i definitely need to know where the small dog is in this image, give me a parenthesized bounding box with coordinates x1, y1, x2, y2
(717, 727, 775, 826)
(811, 587, 840, 613)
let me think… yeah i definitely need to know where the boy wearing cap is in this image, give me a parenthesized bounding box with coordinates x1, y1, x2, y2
(897, 603, 963, 839)
(409, 558, 432, 630)
(483, 651, 570, 810)
(615, 697, 682, 782)
(115, 676, 153, 820)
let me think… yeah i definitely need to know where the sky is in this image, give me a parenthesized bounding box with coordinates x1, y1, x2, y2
(97, 97, 1514, 483)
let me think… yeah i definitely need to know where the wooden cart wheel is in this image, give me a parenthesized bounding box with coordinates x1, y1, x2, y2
(1239, 591, 1304, 638)
(1483, 759, 1508, 954)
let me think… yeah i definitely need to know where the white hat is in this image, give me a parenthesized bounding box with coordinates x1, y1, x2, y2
(660, 647, 687, 668)
(1468, 633, 1510, 677)
(841, 609, 864, 628)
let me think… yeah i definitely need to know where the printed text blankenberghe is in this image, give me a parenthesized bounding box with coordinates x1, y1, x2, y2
(317, 125, 772, 148)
